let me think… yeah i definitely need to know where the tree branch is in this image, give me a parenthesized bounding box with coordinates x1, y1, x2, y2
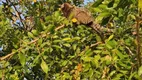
(7, 0, 25, 28)
(0, 24, 65, 61)
(136, 16, 141, 68)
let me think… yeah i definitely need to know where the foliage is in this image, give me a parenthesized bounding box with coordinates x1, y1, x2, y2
(0, 0, 142, 80)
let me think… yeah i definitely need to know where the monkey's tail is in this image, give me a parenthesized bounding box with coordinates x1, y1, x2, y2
(90, 23, 114, 43)
(90, 23, 105, 43)
(91, 23, 114, 33)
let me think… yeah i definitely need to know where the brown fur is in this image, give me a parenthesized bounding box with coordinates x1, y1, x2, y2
(61, 3, 111, 42)
(61, 3, 93, 25)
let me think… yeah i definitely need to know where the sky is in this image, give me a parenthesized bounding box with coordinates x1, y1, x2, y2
(84, 0, 93, 4)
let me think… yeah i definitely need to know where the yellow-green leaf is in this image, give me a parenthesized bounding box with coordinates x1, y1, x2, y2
(106, 34, 114, 42)
(139, 0, 142, 11)
(63, 43, 71, 47)
(32, 30, 38, 36)
(28, 32, 34, 38)
(62, 38, 71, 41)
(18, 53, 26, 67)
(138, 66, 142, 77)
(41, 59, 48, 74)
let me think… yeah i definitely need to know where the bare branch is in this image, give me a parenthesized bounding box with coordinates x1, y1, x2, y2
(8, 0, 25, 28)
(90, 42, 102, 47)
(136, 16, 141, 68)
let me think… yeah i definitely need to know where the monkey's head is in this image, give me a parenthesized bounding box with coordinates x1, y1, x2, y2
(61, 3, 73, 11)
(60, 3, 74, 18)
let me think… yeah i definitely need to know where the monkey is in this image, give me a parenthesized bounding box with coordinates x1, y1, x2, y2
(60, 3, 107, 42)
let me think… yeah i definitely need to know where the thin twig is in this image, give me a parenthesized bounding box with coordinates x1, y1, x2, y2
(0, 47, 23, 61)
(8, 0, 25, 28)
(90, 42, 102, 47)
(125, 46, 134, 56)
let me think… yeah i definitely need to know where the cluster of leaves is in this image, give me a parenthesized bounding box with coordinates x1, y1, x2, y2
(0, 0, 142, 80)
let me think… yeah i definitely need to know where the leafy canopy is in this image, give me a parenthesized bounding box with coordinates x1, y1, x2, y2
(0, 0, 141, 80)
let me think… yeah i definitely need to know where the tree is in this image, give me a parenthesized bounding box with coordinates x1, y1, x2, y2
(0, 0, 141, 79)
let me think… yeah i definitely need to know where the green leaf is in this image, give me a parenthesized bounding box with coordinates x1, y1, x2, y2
(38, 38, 43, 45)
(109, 71, 116, 77)
(63, 43, 71, 47)
(33, 52, 45, 64)
(138, 0, 142, 12)
(61, 60, 68, 66)
(114, 49, 124, 59)
(28, 32, 34, 38)
(75, 47, 81, 53)
(62, 72, 71, 79)
(35, 17, 43, 31)
(113, 0, 120, 8)
(81, 56, 93, 62)
(96, 46, 104, 49)
(88, 69, 93, 77)
(32, 30, 38, 36)
(73, 37, 81, 40)
(96, 34, 102, 42)
(85, 49, 92, 56)
(98, 4, 108, 9)
(62, 38, 71, 41)
(96, 12, 110, 22)
(41, 59, 48, 74)
(94, 8, 102, 12)
(106, 43, 113, 49)
(107, 34, 114, 42)
(92, 0, 104, 7)
(18, 53, 26, 67)
(128, 72, 137, 80)
(112, 73, 123, 80)
(93, 55, 100, 68)
(72, 44, 77, 50)
(54, 11, 60, 17)
(102, 50, 110, 54)
(93, 50, 102, 54)
(83, 63, 91, 72)
(40, 42, 50, 48)
(0, 61, 9, 67)
(33, 55, 41, 64)
(0, 70, 2, 78)
(49, 48, 53, 52)
(53, 40, 61, 43)
(53, 35, 59, 39)
(138, 66, 142, 76)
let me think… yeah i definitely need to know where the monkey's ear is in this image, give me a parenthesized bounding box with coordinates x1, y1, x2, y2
(60, 4, 64, 9)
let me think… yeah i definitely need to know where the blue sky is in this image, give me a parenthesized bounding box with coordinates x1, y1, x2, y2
(84, 0, 93, 4)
